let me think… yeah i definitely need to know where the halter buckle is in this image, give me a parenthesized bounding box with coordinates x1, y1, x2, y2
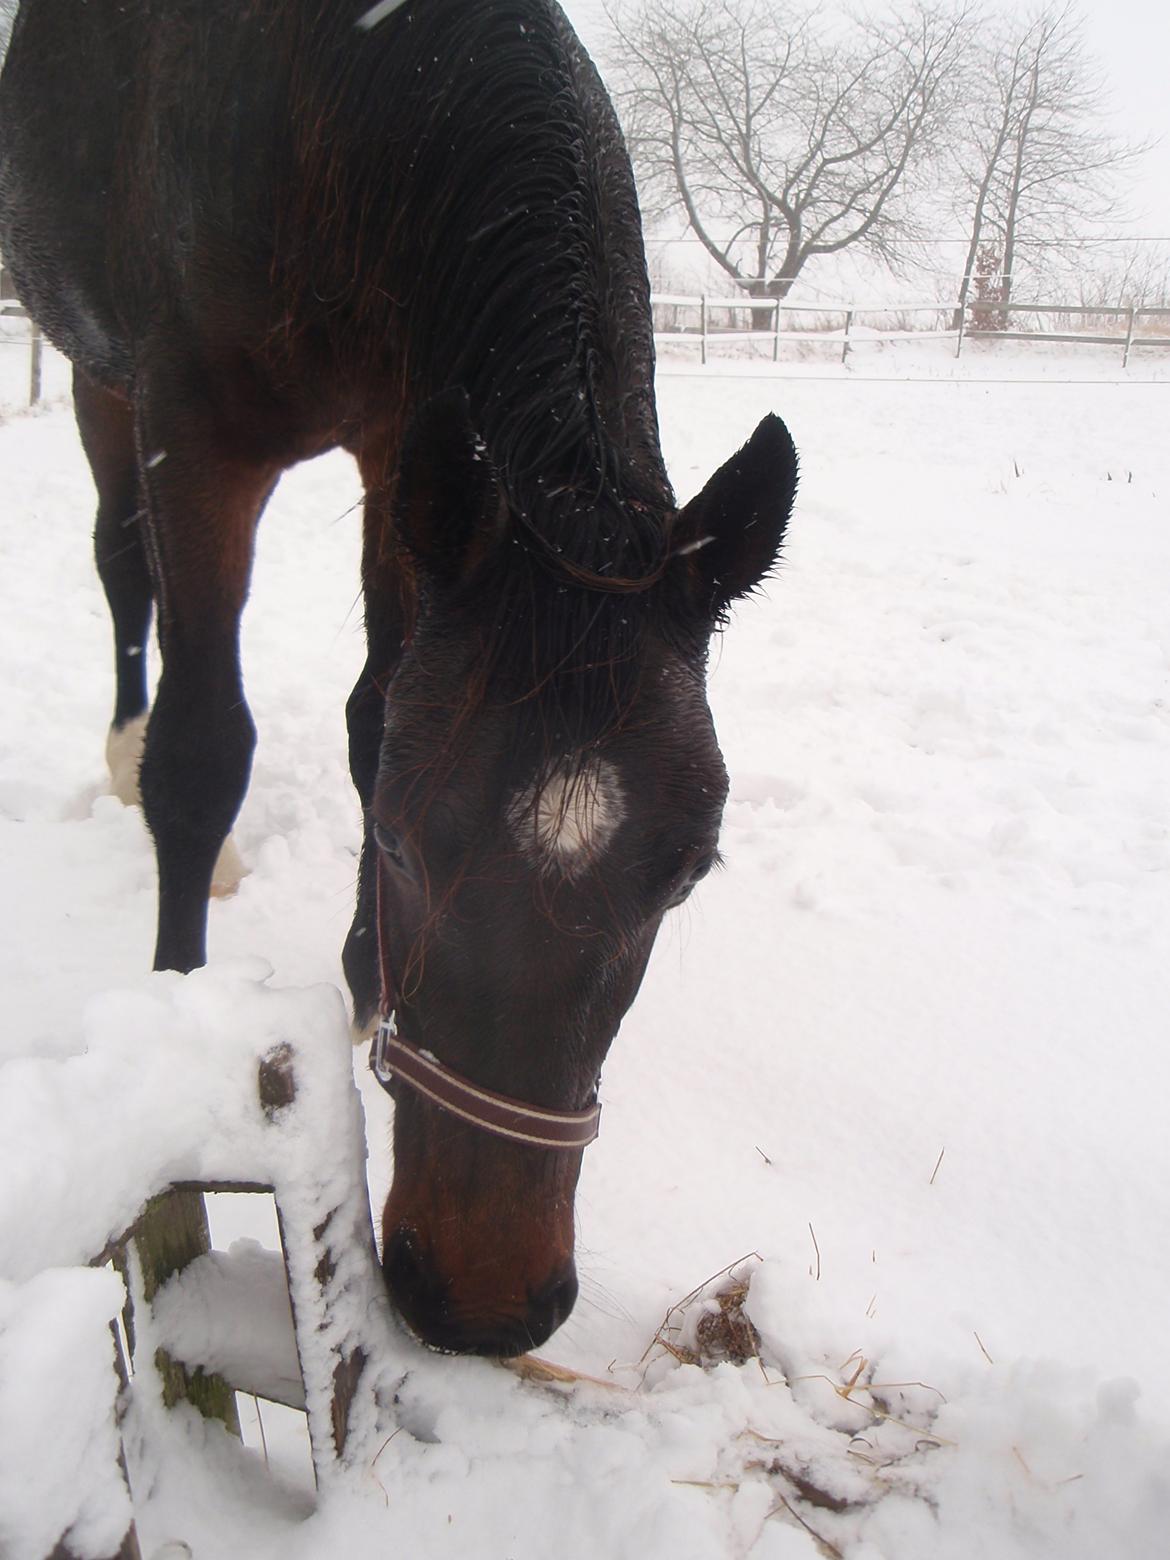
(371, 1011, 399, 1086)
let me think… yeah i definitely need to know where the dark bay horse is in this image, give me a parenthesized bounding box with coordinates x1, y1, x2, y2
(0, 0, 797, 1356)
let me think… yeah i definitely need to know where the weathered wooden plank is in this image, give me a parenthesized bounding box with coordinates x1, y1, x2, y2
(125, 1188, 241, 1433)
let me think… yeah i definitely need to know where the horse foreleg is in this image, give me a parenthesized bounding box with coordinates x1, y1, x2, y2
(134, 381, 277, 972)
(75, 370, 153, 804)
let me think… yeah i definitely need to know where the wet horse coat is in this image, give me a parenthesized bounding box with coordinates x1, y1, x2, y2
(0, 0, 797, 1353)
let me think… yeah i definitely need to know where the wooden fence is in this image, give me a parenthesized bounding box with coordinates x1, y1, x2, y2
(0, 265, 42, 403)
(4, 1033, 391, 1557)
(960, 300, 1170, 366)
(4, 263, 1170, 409)
(651, 293, 1170, 368)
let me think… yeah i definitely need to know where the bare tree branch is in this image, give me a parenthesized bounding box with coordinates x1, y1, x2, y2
(949, 2, 1149, 320)
(605, 0, 971, 304)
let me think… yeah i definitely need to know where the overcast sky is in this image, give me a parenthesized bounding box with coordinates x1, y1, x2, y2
(1078, 0, 1169, 228)
(563, 0, 1170, 233)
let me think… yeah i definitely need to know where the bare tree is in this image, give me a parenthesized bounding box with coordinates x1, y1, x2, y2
(1075, 240, 1170, 313)
(951, 3, 1146, 327)
(605, 0, 970, 317)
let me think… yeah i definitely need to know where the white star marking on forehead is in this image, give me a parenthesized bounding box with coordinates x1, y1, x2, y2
(509, 760, 625, 874)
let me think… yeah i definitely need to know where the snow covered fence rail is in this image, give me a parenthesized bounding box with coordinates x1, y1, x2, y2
(651, 292, 1170, 366)
(651, 294, 954, 365)
(962, 299, 1170, 366)
(0, 258, 42, 405)
(0, 966, 400, 1559)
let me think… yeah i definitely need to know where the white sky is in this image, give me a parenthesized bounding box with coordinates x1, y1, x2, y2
(1078, 0, 1170, 229)
(563, 0, 1170, 234)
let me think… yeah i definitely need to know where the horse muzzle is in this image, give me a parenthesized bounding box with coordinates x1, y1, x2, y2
(370, 1014, 594, 1355)
(382, 1223, 579, 1357)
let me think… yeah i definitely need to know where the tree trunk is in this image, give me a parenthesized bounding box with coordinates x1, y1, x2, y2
(746, 277, 775, 333)
(744, 271, 797, 333)
(954, 159, 999, 331)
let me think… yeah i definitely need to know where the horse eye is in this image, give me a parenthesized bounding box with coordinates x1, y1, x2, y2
(664, 853, 717, 910)
(373, 822, 406, 868)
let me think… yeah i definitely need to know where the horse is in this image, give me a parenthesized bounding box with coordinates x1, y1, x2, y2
(0, 0, 797, 1357)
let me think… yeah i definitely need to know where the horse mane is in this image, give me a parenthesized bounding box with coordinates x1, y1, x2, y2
(275, 0, 684, 757)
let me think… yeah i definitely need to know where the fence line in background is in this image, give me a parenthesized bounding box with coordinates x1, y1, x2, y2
(0, 278, 43, 404)
(651, 293, 1170, 368)
(4, 269, 1170, 411)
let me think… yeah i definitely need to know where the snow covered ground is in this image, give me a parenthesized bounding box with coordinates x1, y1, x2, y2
(1, 342, 1169, 1557)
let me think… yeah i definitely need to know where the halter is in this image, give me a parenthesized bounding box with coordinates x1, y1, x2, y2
(370, 1014, 602, 1151)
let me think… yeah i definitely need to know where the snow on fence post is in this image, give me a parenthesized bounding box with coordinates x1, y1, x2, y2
(91, 1320, 146, 1560)
(90, 1032, 385, 1518)
(255, 1041, 377, 1484)
(0, 975, 396, 1543)
(841, 308, 854, 365)
(52, 1516, 142, 1560)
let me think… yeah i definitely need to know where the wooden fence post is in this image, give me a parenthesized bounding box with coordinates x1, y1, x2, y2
(257, 1043, 376, 1485)
(841, 309, 854, 364)
(29, 321, 43, 405)
(773, 302, 781, 362)
(123, 1190, 241, 1433)
(699, 295, 708, 365)
(1122, 306, 1136, 369)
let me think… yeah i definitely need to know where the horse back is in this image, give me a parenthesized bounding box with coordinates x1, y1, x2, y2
(0, 0, 298, 399)
(0, 0, 660, 477)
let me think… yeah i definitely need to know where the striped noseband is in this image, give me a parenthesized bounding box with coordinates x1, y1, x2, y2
(370, 1015, 601, 1151)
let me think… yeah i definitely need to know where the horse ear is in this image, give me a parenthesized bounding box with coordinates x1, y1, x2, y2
(395, 388, 505, 586)
(672, 414, 798, 620)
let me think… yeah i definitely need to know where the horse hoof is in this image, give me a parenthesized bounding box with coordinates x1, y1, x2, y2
(105, 713, 148, 806)
(210, 834, 248, 898)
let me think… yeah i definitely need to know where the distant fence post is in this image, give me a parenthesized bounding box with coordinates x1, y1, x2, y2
(1122, 306, 1136, 370)
(700, 295, 708, 366)
(841, 309, 853, 365)
(29, 321, 43, 406)
(773, 302, 781, 363)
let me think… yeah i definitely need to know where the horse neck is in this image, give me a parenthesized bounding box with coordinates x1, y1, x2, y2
(278, 0, 669, 509)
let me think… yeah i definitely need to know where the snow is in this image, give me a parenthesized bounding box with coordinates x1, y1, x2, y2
(0, 1267, 132, 1560)
(152, 1242, 306, 1409)
(1, 341, 1168, 1556)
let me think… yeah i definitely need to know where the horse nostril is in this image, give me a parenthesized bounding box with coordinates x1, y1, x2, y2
(383, 1225, 431, 1309)
(530, 1267, 579, 1338)
(381, 1230, 578, 1356)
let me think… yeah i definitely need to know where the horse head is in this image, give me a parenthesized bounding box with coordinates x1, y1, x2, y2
(370, 392, 797, 1355)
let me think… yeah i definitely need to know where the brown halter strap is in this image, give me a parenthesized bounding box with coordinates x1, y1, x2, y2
(370, 1015, 601, 1151)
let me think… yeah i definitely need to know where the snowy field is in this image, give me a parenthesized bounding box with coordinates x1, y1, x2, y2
(2, 342, 1169, 1558)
